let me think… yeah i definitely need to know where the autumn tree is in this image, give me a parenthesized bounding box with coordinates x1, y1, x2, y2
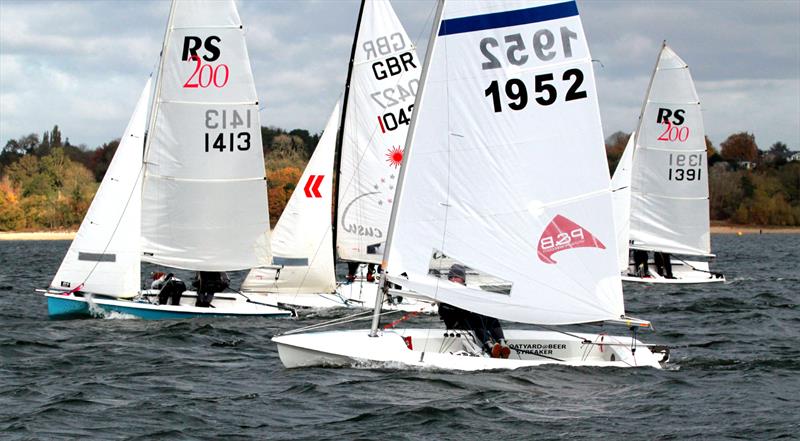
(605, 131, 631, 175)
(720, 132, 758, 163)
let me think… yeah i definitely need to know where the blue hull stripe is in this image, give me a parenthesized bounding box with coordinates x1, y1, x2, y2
(438, 1, 578, 36)
(47, 296, 290, 320)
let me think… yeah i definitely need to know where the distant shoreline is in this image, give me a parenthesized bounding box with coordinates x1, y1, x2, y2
(0, 231, 77, 241)
(2, 224, 799, 241)
(709, 225, 800, 234)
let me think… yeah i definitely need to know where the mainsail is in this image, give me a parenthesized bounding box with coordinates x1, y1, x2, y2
(335, 0, 422, 264)
(383, 0, 624, 325)
(141, 0, 271, 271)
(628, 43, 711, 257)
(242, 102, 340, 294)
(611, 133, 634, 272)
(51, 79, 151, 298)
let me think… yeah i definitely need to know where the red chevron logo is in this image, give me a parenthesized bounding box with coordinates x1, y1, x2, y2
(304, 175, 324, 198)
(537, 215, 605, 264)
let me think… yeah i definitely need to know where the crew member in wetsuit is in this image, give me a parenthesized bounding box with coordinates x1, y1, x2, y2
(632, 249, 650, 277)
(438, 264, 510, 359)
(192, 271, 230, 307)
(654, 252, 675, 279)
(152, 272, 186, 306)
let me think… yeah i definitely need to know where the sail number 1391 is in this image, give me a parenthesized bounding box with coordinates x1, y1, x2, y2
(668, 153, 702, 181)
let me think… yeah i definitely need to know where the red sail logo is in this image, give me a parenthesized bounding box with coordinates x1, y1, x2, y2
(537, 215, 605, 264)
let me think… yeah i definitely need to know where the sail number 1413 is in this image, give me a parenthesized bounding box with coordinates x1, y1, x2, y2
(204, 109, 251, 152)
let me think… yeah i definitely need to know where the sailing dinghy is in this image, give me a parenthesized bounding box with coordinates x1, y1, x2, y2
(41, 0, 291, 319)
(274, 0, 667, 370)
(612, 43, 724, 284)
(242, 0, 432, 313)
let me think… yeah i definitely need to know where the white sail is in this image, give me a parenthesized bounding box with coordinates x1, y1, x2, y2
(242, 102, 340, 294)
(628, 44, 711, 257)
(51, 79, 151, 298)
(336, 0, 422, 264)
(141, 0, 271, 271)
(382, 0, 624, 325)
(611, 132, 634, 272)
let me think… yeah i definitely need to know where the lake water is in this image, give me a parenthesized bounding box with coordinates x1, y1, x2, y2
(1, 234, 798, 440)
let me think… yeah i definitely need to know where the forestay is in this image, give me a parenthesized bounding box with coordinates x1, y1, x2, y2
(383, 0, 624, 325)
(336, 0, 422, 264)
(51, 80, 151, 298)
(141, 0, 271, 271)
(611, 133, 634, 272)
(242, 102, 340, 294)
(628, 44, 711, 257)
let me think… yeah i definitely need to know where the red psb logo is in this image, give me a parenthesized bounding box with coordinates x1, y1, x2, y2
(537, 215, 605, 264)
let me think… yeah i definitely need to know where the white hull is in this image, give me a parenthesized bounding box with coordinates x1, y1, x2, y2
(274, 328, 666, 371)
(623, 259, 725, 284)
(243, 277, 436, 313)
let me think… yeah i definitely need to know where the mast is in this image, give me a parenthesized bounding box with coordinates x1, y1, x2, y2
(370, 0, 445, 336)
(332, 0, 367, 262)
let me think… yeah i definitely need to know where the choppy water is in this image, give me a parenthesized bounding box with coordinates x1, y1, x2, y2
(1, 235, 798, 440)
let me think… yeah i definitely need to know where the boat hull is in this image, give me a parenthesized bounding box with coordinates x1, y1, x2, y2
(273, 328, 665, 371)
(622, 259, 725, 284)
(44, 292, 293, 320)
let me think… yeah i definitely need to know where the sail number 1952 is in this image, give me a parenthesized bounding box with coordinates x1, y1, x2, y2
(668, 153, 702, 181)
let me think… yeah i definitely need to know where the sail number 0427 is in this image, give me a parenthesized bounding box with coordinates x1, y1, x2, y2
(484, 69, 587, 113)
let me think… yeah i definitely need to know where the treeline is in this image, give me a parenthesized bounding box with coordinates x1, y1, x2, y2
(2, 125, 798, 231)
(606, 131, 800, 226)
(0, 125, 319, 231)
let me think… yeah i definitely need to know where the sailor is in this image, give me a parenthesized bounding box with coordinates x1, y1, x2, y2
(438, 264, 510, 359)
(192, 271, 230, 307)
(654, 252, 675, 279)
(632, 249, 650, 277)
(152, 272, 186, 306)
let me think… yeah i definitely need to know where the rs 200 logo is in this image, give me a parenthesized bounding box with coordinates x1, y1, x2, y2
(181, 35, 228, 88)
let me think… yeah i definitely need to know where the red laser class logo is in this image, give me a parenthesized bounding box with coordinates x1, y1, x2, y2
(385, 146, 404, 168)
(537, 215, 605, 264)
(303, 175, 324, 198)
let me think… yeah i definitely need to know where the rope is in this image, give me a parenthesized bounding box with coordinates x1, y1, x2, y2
(673, 255, 724, 277)
(383, 310, 420, 330)
(283, 309, 402, 335)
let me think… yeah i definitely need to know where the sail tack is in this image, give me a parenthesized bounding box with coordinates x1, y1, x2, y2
(141, 0, 271, 271)
(383, 0, 624, 325)
(51, 79, 151, 298)
(242, 102, 340, 294)
(628, 44, 711, 257)
(336, 0, 423, 264)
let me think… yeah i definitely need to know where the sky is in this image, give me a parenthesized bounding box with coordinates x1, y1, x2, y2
(1, 0, 798, 151)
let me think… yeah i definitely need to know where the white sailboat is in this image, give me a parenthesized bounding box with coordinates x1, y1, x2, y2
(274, 0, 667, 370)
(242, 0, 432, 312)
(612, 43, 724, 284)
(41, 0, 291, 319)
